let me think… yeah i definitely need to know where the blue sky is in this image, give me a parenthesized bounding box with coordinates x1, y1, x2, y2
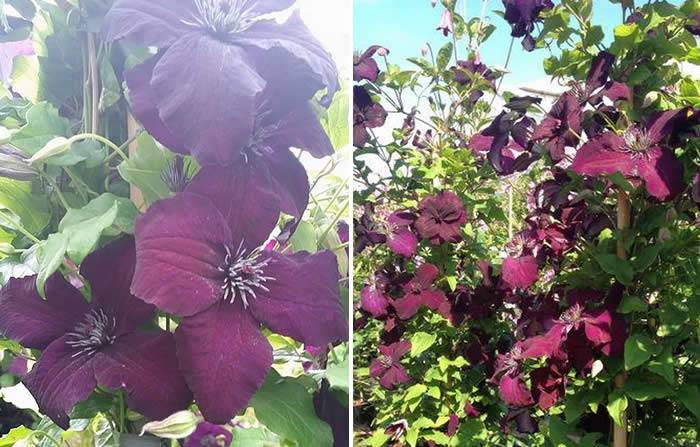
(354, 0, 682, 83)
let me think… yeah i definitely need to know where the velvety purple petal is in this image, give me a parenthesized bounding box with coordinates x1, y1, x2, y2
(637, 147, 684, 200)
(186, 165, 282, 247)
(313, 381, 349, 447)
(80, 238, 155, 335)
(101, 0, 196, 48)
(361, 284, 389, 318)
(501, 256, 539, 290)
(354, 53, 379, 82)
(389, 340, 412, 360)
(132, 193, 231, 317)
(498, 373, 534, 408)
(257, 147, 310, 218)
(421, 289, 448, 312)
(414, 263, 439, 288)
(379, 365, 410, 389)
(175, 302, 272, 423)
(0, 275, 88, 350)
(447, 414, 459, 436)
(237, 11, 339, 106)
(184, 422, 233, 447)
(644, 107, 693, 145)
(386, 228, 417, 257)
(392, 293, 423, 320)
(520, 325, 565, 359)
(95, 331, 192, 420)
(23, 337, 97, 428)
(124, 56, 186, 153)
(249, 251, 347, 345)
(151, 33, 265, 166)
(267, 103, 334, 158)
(583, 309, 612, 346)
(570, 133, 635, 177)
(586, 51, 614, 92)
(353, 124, 370, 147)
(369, 358, 387, 378)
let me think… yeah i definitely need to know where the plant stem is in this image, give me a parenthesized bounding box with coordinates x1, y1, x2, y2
(0, 213, 41, 244)
(613, 189, 631, 447)
(489, 36, 515, 109)
(318, 201, 349, 243)
(39, 171, 70, 210)
(87, 33, 99, 134)
(70, 133, 129, 161)
(105, 128, 144, 162)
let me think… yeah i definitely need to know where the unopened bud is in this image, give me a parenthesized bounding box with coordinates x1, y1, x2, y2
(139, 410, 199, 439)
(28, 136, 70, 164)
(377, 46, 388, 57)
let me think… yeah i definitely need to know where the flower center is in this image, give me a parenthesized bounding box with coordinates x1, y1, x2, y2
(65, 309, 117, 357)
(560, 303, 583, 325)
(378, 354, 393, 368)
(219, 242, 274, 308)
(161, 157, 189, 193)
(623, 128, 652, 153)
(199, 434, 228, 447)
(192, 0, 253, 35)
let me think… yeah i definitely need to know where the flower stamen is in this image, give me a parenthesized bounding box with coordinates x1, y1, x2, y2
(219, 241, 274, 308)
(65, 309, 117, 358)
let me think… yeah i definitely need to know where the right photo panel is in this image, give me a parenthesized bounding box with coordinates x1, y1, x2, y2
(353, 1, 700, 446)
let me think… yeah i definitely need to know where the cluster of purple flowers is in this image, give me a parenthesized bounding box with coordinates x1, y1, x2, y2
(0, 0, 347, 434)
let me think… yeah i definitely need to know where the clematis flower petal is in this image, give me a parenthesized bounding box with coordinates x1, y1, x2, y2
(0, 275, 88, 350)
(379, 365, 410, 389)
(80, 238, 155, 335)
(361, 284, 389, 318)
(637, 147, 684, 200)
(23, 336, 97, 428)
(414, 191, 466, 244)
(132, 193, 231, 317)
(388, 340, 412, 360)
(501, 256, 539, 289)
(582, 309, 612, 346)
(354, 46, 383, 82)
(414, 263, 439, 288)
(387, 228, 417, 257)
(248, 251, 347, 346)
(95, 331, 192, 421)
(101, 0, 196, 48)
(314, 381, 349, 447)
(498, 373, 534, 407)
(392, 293, 423, 320)
(255, 147, 310, 218)
(175, 302, 272, 424)
(266, 103, 334, 158)
(186, 165, 283, 245)
(570, 133, 635, 177)
(585, 51, 615, 92)
(369, 358, 387, 378)
(237, 11, 339, 107)
(150, 34, 266, 166)
(184, 422, 233, 447)
(123, 55, 186, 154)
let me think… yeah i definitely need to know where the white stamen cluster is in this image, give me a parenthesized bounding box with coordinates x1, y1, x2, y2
(623, 128, 652, 153)
(219, 241, 274, 308)
(65, 309, 117, 358)
(191, 0, 254, 34)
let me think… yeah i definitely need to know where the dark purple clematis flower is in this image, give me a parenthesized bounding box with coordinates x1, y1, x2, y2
(502, 408, 538, 435)
(369, 340, 411, 389)
(385, 419, 409, 441)
(392, 263, 447, 320)
(378, 211, 418, 257)
(102, 0, 338, 164)
(361, 279, 390, 318)
(354, 45, 386, 82)
(184, 422, 232, 447)
(464, 401, 481, 418)
(436, 9, 454, 36)
(491, 345, 534, 408)
(131, 184, 347, 423)
(531, 92, 582, 162)
(414, 191, 466, 244)
(530, 360, 567, 410)
(8, 357, 27, 376)
(571, 108, 698, 200)
(0, 238, 192, 428)
(692, 172, 700, 205)
(354, 205, 387, 254)
(354, 85, 387, 147)
(447, 414, 459, 436)
(502, 0, 554, 51)
(452, 54, 497, 89)
(501, 255, 538, 290)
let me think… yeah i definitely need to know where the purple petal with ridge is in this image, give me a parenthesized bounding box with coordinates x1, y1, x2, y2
(151, 33, 265, 166)
(96, 331, 192, 421)
(361, 284, 389, 318)
(175, 301, 272, 424)
(387, 228, 417, 257)
(132, 193, 231, 317)
(637, 147, 684, 201)
(501, 256, 539, 290)
(0, 275, 88, 350)
(499, 373, 534, 407)
(249, 251, 347, 345)
(23, 336, 97, 428)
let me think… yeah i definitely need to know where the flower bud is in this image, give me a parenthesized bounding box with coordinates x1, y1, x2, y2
(376, 46, 388, 57)
(139, 410, 199, 439)
(0, 146, 37, 180)
(28, 136, 70, 165)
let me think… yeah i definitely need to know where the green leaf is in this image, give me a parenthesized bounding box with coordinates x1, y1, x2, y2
(251, 370, 332, 447)
(58, 194, 134, 263)
(631, 245, 659, 272)
(0, 426, 32, 446)
(436, 42, 453, 70)
(325, 344, 349, 394)
(319, 86, 349, 150)
(117, 134, 173, 206)
(404, 383, 427, 401)
(289, 221, 318, 253)
(624, 333, 660, 370)
(98, 54, 121, 112)
(646, 348, 675, 384)
(0, 178, 50, 234)
(606, 390, 628, 427)
(36, 232, 67, 298)
(10, 102, 70, 156)
(410, 331, 437, 357)
(678, 385, 700, 419)
(595, 253, 634, 285)
(231, 426, 280, 446)
(89, 413, 120, 447)
(618, 295, 647, 314)
(624, 373, 673, 401)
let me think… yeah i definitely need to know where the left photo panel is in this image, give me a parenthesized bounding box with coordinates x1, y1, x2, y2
(0, 0, 351, 446)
